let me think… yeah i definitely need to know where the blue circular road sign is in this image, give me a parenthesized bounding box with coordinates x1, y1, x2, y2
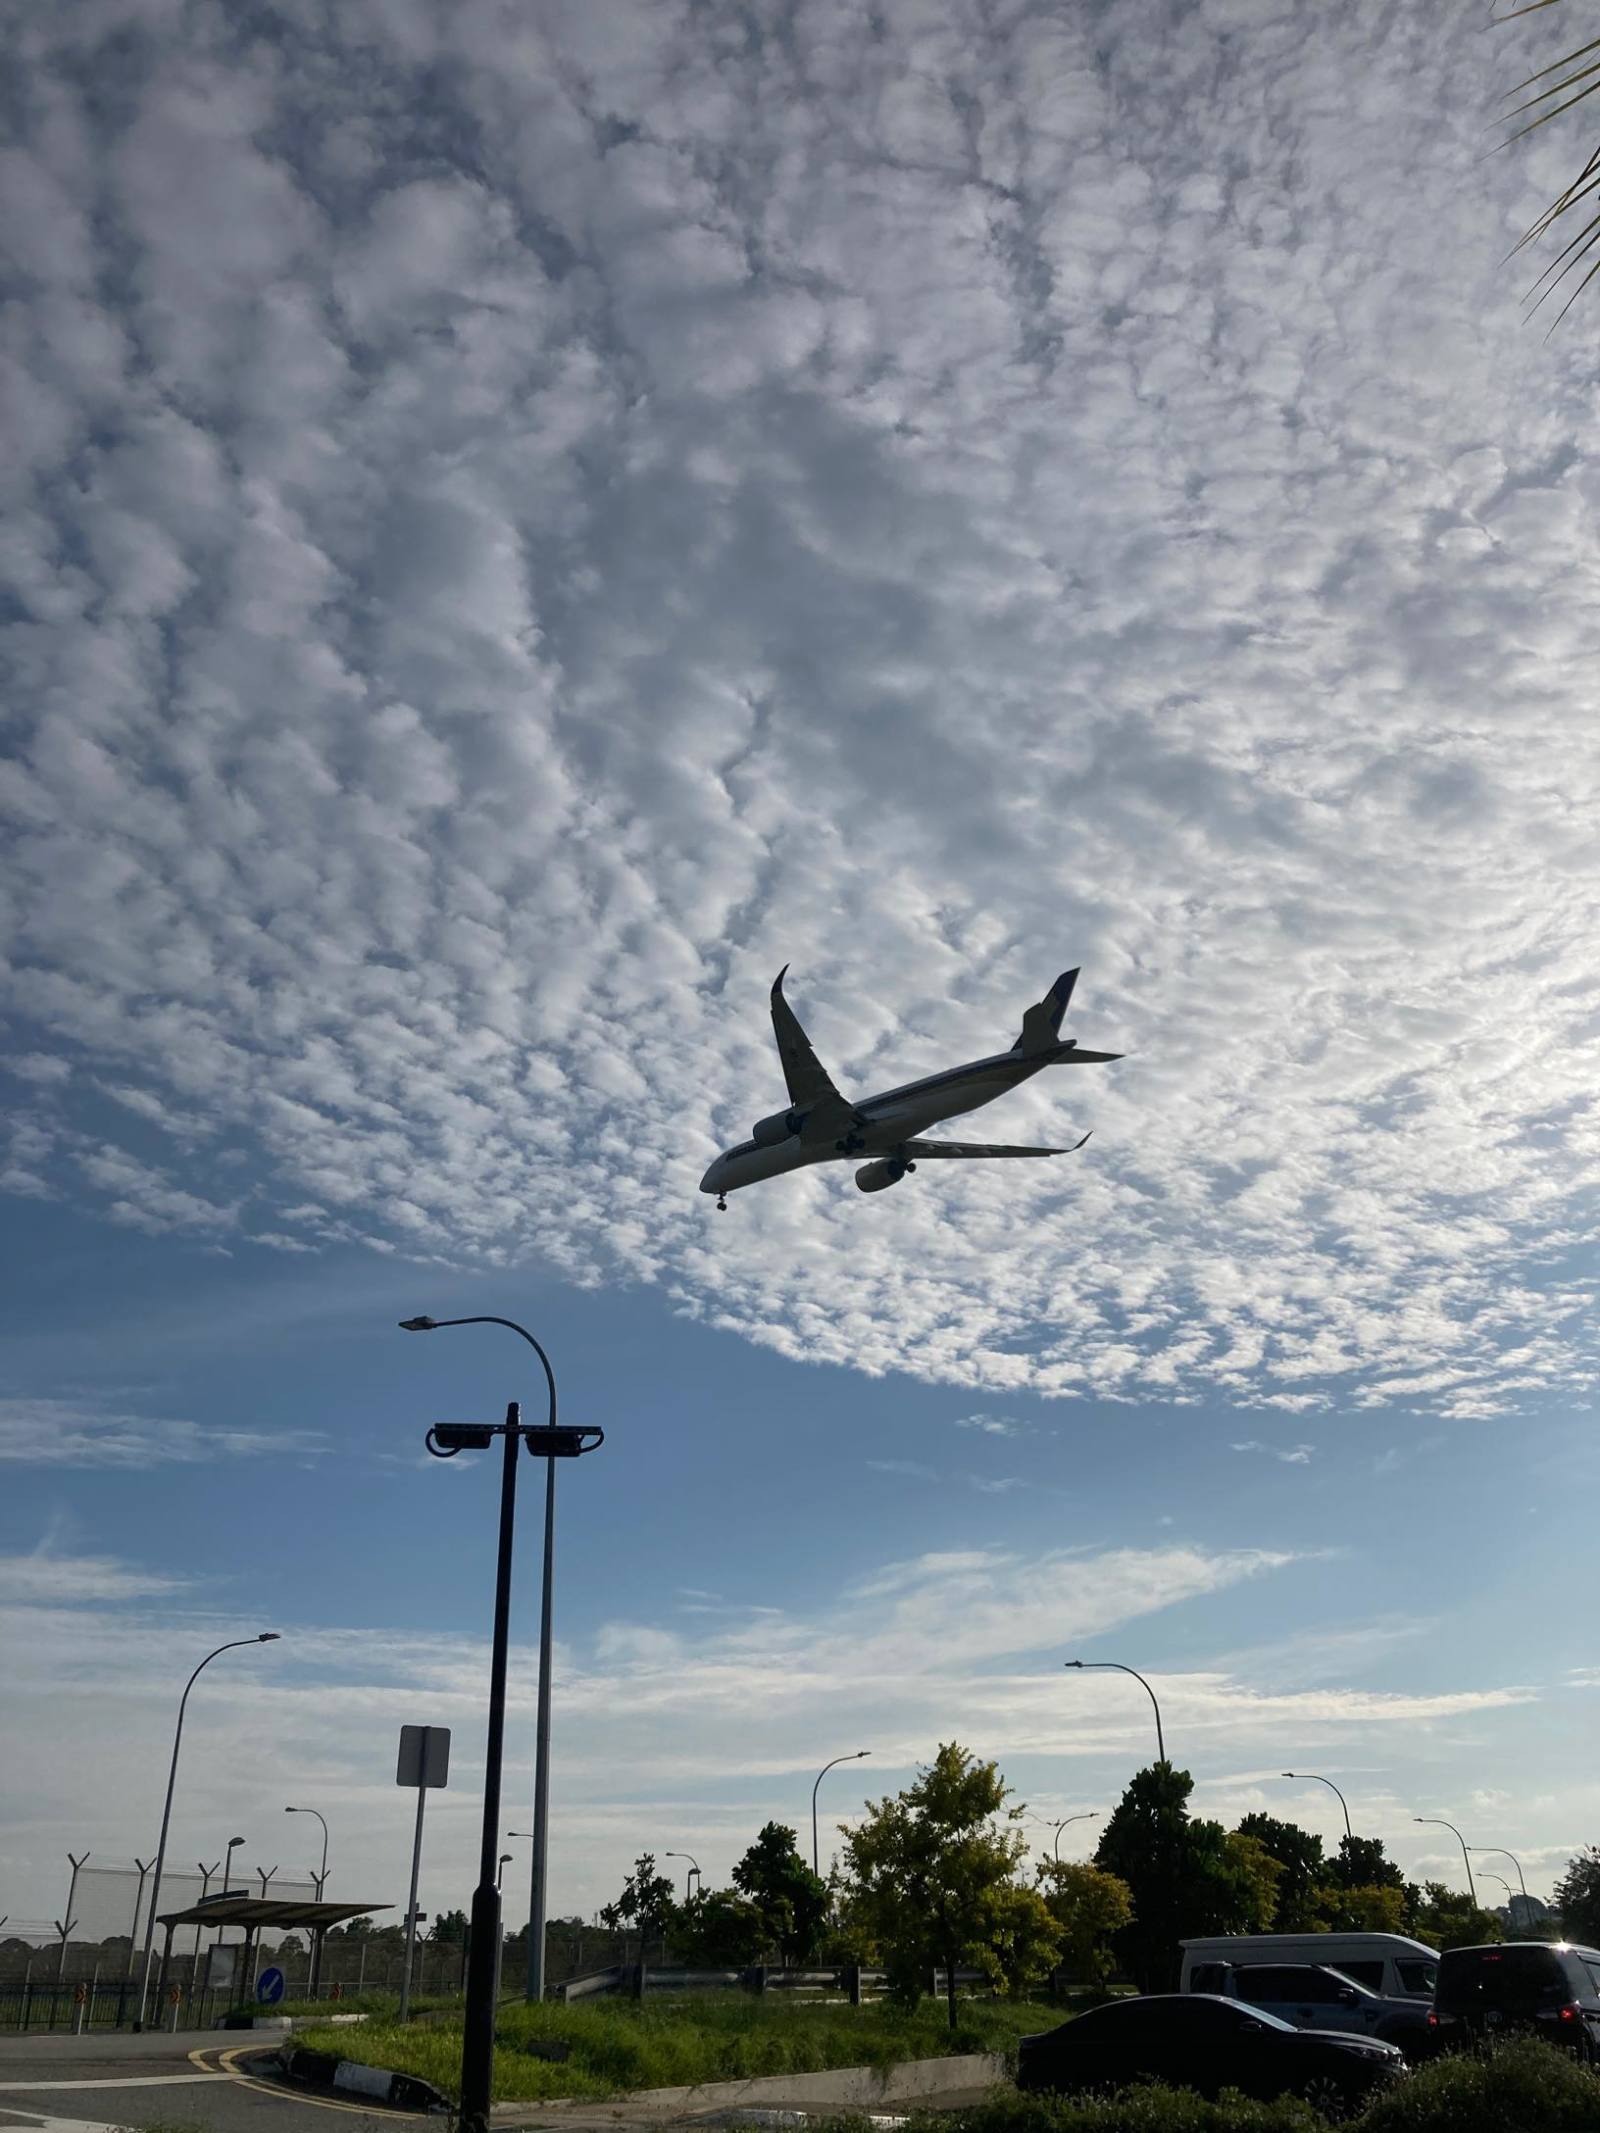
(257, 1965, 286, 2005)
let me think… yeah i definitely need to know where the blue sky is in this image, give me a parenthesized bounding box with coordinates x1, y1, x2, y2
(2, 0, 1598, 1939)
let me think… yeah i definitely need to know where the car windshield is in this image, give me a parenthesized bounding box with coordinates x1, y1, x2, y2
(1436, 1946, 1570, 2015)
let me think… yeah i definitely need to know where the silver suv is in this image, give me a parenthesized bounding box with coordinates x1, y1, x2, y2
(1208, 1960, 1432, 2058)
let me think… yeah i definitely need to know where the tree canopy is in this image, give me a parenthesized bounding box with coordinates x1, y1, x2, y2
(731, 1822, 830, 1964)
(1096, 1764, 1274, 1991)
(1234, 1813, 1325, 1932)
(1034, 1858, 1133, 1986)
(840, 1742, 1059, 2027)
(600, 1854, 678, 1955)
(1554, 1847, 1600, 1943)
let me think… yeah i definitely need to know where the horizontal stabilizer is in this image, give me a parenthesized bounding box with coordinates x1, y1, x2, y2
(1012, 967, 1079, 1054)
(901, 1133, 1092, 1160)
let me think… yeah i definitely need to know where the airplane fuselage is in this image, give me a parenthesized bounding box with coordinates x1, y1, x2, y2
(701, 1043, 1070, 1198)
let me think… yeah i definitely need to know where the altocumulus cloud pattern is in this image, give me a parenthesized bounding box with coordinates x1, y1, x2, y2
(2, 0, 1597, 1419)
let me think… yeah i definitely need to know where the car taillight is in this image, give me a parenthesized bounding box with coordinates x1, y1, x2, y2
(1426, 2012, 1439, 2029)
(1557, 2004, 1581, 2024)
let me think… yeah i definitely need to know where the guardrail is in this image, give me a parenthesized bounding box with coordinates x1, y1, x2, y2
(555, 1963, 989, 2003)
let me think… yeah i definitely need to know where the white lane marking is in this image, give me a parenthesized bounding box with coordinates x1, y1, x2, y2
(0, 2116, 129, 2132)
(0, 2075, 231, 2092)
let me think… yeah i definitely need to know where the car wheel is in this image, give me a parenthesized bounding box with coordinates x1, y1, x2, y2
(1299, 2073, 1354, 2122)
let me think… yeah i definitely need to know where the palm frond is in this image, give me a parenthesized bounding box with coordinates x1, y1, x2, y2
(1496, 0, 1600, 326)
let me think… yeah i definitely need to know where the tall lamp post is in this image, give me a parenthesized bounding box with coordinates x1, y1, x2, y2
(1064, 1660, 1166, 1764)
(401, 1313, 569, 2007)
(1468, 1845, 1529, 1909)
(285, 1807, 329, 1991)
(1414, 1817, 1477, 1904)
(285, 1806, 330, 1896)
(1034, 1811, 1099, 1863)
(812, 1752, 871, 1876)
(134, 1634, 281, 2028)
(1281, 1771, 1353, 1843)
(665, 1852, 702, 1903)
(402, 1327, 602, 2133)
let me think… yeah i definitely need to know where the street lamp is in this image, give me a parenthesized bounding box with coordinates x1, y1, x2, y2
(665, 1852, 702, 1903)
(1280, 1772, 1353, 1843)
(286, 1807, 330, 1994)
(134, 1634, 281, 2028)
(1033, 1811, 1099, 1863)
(1064, 1660, 1166, 1764)
(811, 1752, 871, 1876)
(284, 1806, 330, 1897)
(1414, 1817, 1477, 1904)
(1480, 1871, 1513, 1908)
(402, 1326, 602, 2133)
(400, 1313, 571, 2008)
(1468, 1845, 1529, 1907)
(496, 1852, 514, 1891)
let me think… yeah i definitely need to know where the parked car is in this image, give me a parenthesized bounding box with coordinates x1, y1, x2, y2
(1193, 1958, 1434, 2060)
(1429, 1941, 1600, 2063)
(1182, 1932, 1439, 2002)
(1016, 1993, 1408, 2115)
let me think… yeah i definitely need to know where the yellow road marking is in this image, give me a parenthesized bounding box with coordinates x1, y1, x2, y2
(188, 2043, 428, 2119)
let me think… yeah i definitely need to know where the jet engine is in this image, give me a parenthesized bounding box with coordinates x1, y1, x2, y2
(751, 1108, 805, 1147)
(855, 1158, 910, 1192)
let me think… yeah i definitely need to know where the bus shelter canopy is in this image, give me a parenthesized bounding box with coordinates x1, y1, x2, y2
(155, 1897, 391, 1931)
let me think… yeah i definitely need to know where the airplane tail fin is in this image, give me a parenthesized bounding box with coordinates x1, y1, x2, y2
(1011, 967, 1079, 1055)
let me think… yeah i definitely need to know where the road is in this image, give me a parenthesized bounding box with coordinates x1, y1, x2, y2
(0, 2029, 412, 2133)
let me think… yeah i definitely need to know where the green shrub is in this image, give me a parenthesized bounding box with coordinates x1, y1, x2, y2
(1356, 2034, 1600, 2130)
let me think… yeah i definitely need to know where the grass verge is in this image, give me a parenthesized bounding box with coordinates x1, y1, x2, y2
(296, 1993, 1058, 2103)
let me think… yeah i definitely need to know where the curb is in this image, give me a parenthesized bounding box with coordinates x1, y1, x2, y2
(282, 2041, 451, 2113)
(490, 2052, 1009, 2123)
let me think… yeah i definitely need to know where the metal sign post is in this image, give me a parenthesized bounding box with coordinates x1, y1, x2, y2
(396, 1723, 450, 2023)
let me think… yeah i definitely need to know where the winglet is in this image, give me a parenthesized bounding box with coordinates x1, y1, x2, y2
(1012, 967, 1080, 1054)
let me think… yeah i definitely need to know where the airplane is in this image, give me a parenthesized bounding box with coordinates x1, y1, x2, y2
(700, 966, 1120, 1208)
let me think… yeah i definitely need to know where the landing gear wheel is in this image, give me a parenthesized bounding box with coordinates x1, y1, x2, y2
(716, 1196, 728, 1212)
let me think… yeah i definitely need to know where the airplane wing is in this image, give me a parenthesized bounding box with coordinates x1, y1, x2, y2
(902, 1133, 1092, 1160)
(770, 966, 846, 1110)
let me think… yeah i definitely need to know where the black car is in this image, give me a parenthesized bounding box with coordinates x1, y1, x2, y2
(1016, 1993, 1407, 2115)
(1430, 1941, 1600, 2062)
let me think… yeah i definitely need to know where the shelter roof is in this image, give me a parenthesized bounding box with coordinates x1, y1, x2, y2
(154, 1897, 392, 1930)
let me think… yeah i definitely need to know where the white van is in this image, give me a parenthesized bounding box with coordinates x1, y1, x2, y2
(1180, 1933, 1440, 2004)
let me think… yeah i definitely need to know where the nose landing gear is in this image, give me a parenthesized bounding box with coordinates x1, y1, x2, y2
(716, 1195, 728, 1212)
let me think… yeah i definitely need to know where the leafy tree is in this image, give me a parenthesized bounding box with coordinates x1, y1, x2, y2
(840, 1742, 1059, 2028)
(1096, 1764, 1273, 1992)
(600, 1853, 677, 1958)
(1235, 1813, 1325, 1932)
(1412, 1881, 1504, 1950)
(1035, 1858, 1134, 1986)
(1316, 1882, 1406, 1934)
(670, 1888, 768, 1966)
(1224, 1831, 1283, 1932)
(1324, 1834, 1405, 1893)
(731, 1822, 830, 1964)
(428, 1908, 468, 1946)
(1553, 1846, 1600, 1943)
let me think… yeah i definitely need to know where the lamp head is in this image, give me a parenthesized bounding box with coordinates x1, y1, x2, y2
(227, 1836, 245, 1851)
(258, 1632, 281, 1642)
(1282, 1771, 1297, 1779)
(856, 1749, 871, 1759)
(1064, 1659, 1083, 1669)
(399, 1317, 438, 1332)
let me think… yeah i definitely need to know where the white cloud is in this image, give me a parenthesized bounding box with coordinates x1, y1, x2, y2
(0, 1399, 325, 1467)
(955, 1414, 1031, 1438)
(0, 0, 1597, 1420)
(1231, 1440, 1317, 1465)
(0, 1534, 1551, 1928)
(0, 1550, 188, 1604)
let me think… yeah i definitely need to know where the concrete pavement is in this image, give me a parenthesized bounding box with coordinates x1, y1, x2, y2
(0, 2030, 409, 2133)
